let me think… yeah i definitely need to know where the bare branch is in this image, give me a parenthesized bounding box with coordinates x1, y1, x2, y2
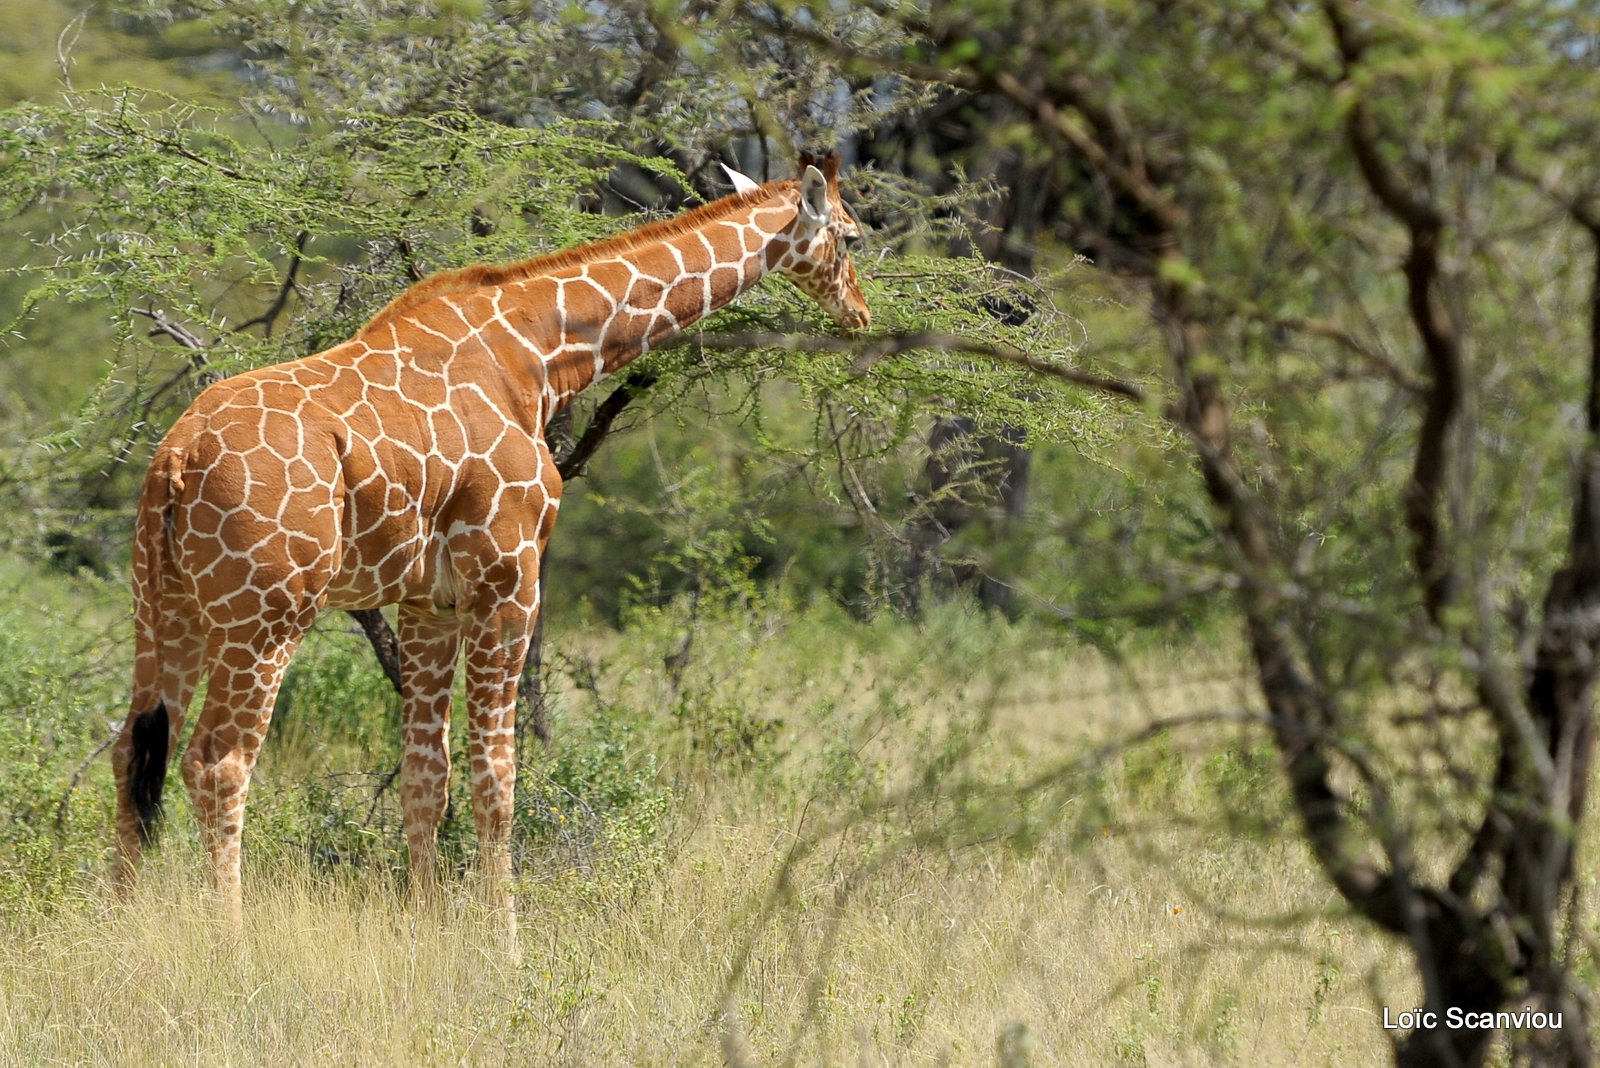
(55, 727, 117, 833)
(55, 12, 84, 92)
(1229, 303, 1423, 393)
(234, 231, 309, 338)
(986, 70, 1187, 238)
(1327, 0, 1461, 624)
(554, 370, 659, 479)
(131, 307, 220, 387)
(132, 306, 205, 354)
(349, 608, 403, 695)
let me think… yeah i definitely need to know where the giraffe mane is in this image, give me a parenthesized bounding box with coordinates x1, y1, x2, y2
(364, 180, 801, 329)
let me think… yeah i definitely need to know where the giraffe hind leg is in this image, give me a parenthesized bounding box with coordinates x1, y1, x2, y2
(113, 701, 171, 892)
(112, 616, 205, 893)
(397, 603, 463, 902)
(182, 618, 313, 929)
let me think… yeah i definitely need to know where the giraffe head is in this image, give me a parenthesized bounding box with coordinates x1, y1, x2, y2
(762, 152, 871, 332)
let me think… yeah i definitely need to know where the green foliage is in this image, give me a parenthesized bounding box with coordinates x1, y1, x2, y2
(517, 701, 673, 900)
(0, 558, 124, 907)
(246, 767, 397, 874)
(0, 95, 647, 340)
(270, 626, 401, 757)
(1201, 742, 1281, 830)
(0, 695, 99, 906)
(1308, 947, 1341, 1028)
(1120, 734, 1185, 800)
(1205, 990, 1240, 1059)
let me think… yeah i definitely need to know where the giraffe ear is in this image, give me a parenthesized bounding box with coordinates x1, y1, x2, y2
(720, 162, 761, 195)
(799, 164, 831, 225)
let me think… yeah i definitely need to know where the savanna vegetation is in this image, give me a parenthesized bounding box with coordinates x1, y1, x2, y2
(2, 2, 1599, 1065)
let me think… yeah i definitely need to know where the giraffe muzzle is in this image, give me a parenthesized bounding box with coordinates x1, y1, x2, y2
(835, 305, 872, 332)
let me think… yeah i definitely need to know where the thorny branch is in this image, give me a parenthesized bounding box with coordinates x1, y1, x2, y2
(130, 306, 219, 384)
(689, 328, 1148, 404)
(234, 231, 309, 337)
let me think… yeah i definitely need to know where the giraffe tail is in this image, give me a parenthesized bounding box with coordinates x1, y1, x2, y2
(127, 702, 170, 844)
(125, 447, 186, 843)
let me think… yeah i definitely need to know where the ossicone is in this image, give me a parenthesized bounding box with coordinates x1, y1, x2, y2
(798, 149, 841, 182)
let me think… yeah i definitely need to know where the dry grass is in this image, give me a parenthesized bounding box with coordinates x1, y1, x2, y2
(0, 633, 1450, 1067)
(0, 819, 1411, 1067)
(0, 633, 1446, 1068)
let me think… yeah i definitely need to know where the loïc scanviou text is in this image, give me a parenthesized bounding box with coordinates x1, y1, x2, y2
(1383, 1007, 1562, 1031)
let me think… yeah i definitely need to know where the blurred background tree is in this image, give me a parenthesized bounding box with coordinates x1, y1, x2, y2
(689, 2, 1598, 1065)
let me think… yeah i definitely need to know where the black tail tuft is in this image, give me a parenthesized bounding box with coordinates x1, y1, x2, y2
(128, 703, 170, 845)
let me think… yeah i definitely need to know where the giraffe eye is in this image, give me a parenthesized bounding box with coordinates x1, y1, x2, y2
(842, 233, 862, 251)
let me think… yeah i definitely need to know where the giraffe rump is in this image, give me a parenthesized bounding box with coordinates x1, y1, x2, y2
(127, 702, 170, 844)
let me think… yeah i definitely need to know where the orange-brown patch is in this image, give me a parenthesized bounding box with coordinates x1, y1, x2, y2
(709, 265, 743, 299)
(627, 243, 681, 284)
(261, 409, 300, 458)
(187, 501, 225, 537)
(625, 276, 666, 311)
(561, 276, 615, 329)
(664, 278, 707, 322)
(429, 410, 467, 459)
(676, 237, 713, 274)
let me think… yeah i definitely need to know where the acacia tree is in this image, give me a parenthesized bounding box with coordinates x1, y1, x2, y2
(699, 1, 1600, 1065)
(0, 3, 1085, 773)
(116, 0, 1059, 615)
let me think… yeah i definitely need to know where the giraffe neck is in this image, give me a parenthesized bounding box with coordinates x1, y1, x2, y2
(533, 189, 799, 416)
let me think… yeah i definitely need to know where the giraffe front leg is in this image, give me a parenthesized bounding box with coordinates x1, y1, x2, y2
(461, 596, 537, 943)
(397, 604, 462, 902)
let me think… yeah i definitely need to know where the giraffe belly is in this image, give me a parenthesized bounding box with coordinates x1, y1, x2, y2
(321, 525, 433, 611)
(321, 523, 459, 613)
(321, 555, 413, 611)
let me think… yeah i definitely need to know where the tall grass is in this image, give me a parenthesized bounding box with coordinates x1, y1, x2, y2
(0, 553, 1544, 1065)
(0, 795, 1410, 1067)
